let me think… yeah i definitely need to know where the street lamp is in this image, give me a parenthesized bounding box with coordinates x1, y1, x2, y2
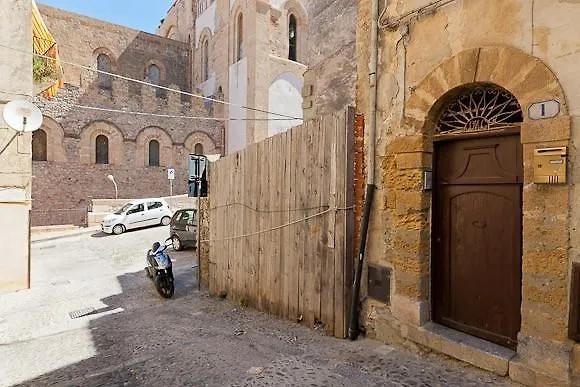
(107, 174, 118, 200)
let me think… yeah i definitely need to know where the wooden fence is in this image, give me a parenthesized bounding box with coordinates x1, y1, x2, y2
(207, 107, 355, 338)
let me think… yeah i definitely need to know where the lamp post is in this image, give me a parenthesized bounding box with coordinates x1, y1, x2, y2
(107, 174, 118, 200)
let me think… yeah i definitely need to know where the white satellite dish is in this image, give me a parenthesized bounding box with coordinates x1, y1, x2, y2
(2, 100, 43, 133)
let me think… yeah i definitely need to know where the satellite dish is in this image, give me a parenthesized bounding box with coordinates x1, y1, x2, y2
(2, 100, 43, 133)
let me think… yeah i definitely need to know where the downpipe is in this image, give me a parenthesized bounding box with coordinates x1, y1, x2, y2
(348, 184, 375, 340)
(348, 0, 380, 340)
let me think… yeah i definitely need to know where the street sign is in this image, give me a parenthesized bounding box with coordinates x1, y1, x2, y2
(188, 154, 207, 181)
(167, 168, 175, 180)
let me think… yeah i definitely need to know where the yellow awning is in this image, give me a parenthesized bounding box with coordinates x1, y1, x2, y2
(32, 0, 63, 97)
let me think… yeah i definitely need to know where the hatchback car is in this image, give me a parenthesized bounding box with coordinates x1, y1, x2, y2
(169, 208, 197, 250)
(101, 198, 173, 235)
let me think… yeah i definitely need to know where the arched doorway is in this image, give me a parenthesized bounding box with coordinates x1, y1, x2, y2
(431, 84, 523, 349)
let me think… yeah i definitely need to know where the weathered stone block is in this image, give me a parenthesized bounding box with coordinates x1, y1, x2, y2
(521, 116, 571, 144)
(395, 152, 432, 170)
(388, 136, 432, 154)
(395, 190, 430, 216)
(522, 249, 567, 279)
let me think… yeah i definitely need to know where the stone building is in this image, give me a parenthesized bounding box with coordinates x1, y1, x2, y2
(0, 1, 33, 292)
(33, 5, 224, 226)
(356, 0, 580, 385)
(157, 0, 356, 153)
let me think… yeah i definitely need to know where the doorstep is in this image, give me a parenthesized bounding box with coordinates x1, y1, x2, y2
(401, 322, 516, 376)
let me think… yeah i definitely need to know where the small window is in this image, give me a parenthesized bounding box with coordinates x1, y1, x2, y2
(202, 39, 209, 82)
(97, 53, 112, 89)
(236, 13, 244, 62)
(95, 135, 109, 164)
(146, 64, 162, 97)
(128, 203, 145, 214)
(32, 128, 47, 161)
(194, 143, 204, 155)
(149, 139, 160, 166)
(288, 14, 297, 62)
(179, 210, 195, 223)
(147, 201, 163, 210)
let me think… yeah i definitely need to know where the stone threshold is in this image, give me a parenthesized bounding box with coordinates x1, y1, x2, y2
(401, 322, 516, 376)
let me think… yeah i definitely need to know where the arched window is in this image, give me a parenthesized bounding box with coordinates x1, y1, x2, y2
(97, 53, 112, 89)
(95, 135, 109, 164)
(32, 129, 47, 161)
(194, 143, 204, 155)
(149, 139, 160, 166)
(147, 64, 162, 97)
(236, 13, 244, 62)
(202, 39, 209, 82)
(288, 14, 297, 61)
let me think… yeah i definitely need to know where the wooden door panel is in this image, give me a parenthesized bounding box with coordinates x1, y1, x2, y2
(433, 133, 522, 349)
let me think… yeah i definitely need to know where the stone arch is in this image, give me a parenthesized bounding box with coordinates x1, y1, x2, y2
(389, 46, 571, 339)
(268, 72, 304, 137)
(135, 126, 174, 167)
(79, 121, 124, 165)
(198, 27, 213, 82)
(165, 25, 178, 40)
(184, 131, 218, 155)
(92, 47, 117, 69)
(39, 116, 67, 162)
(405, 46, 568, 132)
(281, 0, 308, 63)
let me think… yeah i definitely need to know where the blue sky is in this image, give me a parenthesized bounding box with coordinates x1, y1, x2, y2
(38, 0, 175, 33)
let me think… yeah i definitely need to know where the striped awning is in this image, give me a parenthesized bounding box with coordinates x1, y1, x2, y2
(32, 0, 63, 97)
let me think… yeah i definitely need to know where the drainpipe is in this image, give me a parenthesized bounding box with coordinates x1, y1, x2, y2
(349, 0, 380, 340)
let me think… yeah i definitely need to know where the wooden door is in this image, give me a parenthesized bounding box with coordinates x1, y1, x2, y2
(433, 131, 522, 349)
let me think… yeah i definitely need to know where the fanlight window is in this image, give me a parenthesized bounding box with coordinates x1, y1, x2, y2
(436, 87, 523, 134)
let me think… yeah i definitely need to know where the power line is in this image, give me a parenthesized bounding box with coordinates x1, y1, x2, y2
(0, 43, 303, 121)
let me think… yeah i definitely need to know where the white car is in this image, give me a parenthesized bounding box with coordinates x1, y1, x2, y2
(101, 198, 173, 235)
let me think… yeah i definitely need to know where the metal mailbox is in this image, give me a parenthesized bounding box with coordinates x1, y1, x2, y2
(533, 147, 567, 184)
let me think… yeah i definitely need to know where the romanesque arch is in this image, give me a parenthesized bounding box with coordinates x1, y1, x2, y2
(79, 121, 124, 165)
(280, 0, 308, 63)
(38, 115, 67, 162)
(135, 126, 174, 167)
(268, 72, 303, 137)
(184, 131, 218, 155)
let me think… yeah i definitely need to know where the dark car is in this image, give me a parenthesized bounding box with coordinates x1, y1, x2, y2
(169, 209, 197, 251)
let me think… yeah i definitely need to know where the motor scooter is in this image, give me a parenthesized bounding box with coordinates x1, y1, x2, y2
(146, 238, 174, 298)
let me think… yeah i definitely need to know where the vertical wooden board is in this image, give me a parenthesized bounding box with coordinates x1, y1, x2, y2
(234, 151, 244, 301)
(273, 133, 286, 317)
(248, 143, 260, 307)
(288, 127, 300, 322)
(321, 114, 336, 336)
(257, 139, 269, 312)
(269, 134, 280, 316)
(312, 117, 326, 328)
(281, 130, 292, 319)
(344, 107, 357, 338)
(334, 110, 349, 338)
(296, 122, 308, 324)
(208, 162, 216, 296)
(242, 144, 252, 305)
(300, 121, 317, 328)
(227, 156, 236, 298)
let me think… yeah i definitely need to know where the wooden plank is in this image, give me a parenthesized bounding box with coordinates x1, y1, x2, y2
(288, 127, 300, 322)
(321, 114, 336, 335)
(257, 139, 269, 311)
(312, 117, 326, 329)
(344, 107, 357, 339)
(334, 110, 348, 338)
(281, 130, 292, 319)
(270, 134, 282, 316)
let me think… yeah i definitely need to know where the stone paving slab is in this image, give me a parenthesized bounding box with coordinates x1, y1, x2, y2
(0, 227, 519, 387)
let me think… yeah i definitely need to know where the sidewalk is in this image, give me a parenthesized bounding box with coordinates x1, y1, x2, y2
(31, 225, 101, 243)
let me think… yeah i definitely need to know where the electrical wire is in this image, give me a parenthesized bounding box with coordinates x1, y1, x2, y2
(0, 42, 303, 120)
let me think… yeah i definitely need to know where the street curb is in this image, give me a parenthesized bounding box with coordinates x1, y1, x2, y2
(31, 227, 102, 244)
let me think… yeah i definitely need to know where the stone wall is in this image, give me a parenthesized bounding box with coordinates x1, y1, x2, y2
(0, 0, 33, 293)
(356, 0, 580, 385)
(31, 5, 224, 226)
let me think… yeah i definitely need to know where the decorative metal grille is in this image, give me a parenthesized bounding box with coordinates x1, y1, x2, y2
(436, 87, 523, 134)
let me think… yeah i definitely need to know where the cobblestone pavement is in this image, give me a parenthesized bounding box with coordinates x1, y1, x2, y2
(0, 227, 518, 386)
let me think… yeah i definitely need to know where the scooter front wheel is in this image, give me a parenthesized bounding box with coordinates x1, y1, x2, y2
(155, 276, 174, 298)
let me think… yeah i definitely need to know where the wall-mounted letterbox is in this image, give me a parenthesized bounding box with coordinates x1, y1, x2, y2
(533, 147, 567, 184)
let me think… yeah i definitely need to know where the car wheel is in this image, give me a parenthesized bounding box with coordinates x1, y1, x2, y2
(161, 216, 171, 226)
(112, 224, 125, 235)
(172, 236, 183, 251)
